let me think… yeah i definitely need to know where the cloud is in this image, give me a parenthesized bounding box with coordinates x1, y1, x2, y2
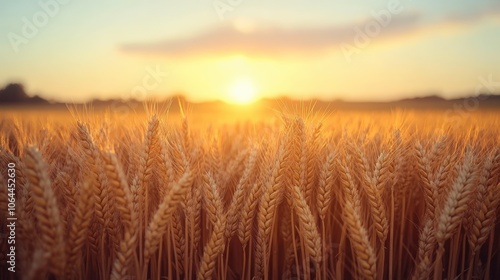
(119, 6, 500, 57)
(445, 3, 500, 23)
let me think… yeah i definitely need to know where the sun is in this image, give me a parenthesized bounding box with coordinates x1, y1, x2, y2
(227, 77, 257, 105)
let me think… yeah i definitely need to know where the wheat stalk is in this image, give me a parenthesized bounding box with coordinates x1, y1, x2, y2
(339, 158, 377, 280)
(65, 181, 94, 279)
(291, 184, 322, 264)
(24, 146, 66, 277)
(197, 171, 227, 280)
(255, 141, 288, 279)
(144, 170, 193, 262)
(435, 150, 476, 246)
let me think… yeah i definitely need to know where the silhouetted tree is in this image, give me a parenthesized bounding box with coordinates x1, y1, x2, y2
(0, 83, 48, 104)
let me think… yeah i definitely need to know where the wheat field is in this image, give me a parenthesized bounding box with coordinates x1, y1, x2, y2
(0, 108, 499, 280)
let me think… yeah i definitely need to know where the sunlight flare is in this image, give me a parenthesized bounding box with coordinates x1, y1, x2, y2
(226, 77, 258, 105)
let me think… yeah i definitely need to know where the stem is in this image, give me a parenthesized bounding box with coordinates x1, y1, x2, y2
(247, 238, 253, 280)
(389, 186, 394, 280)
(224, 243, 230, 279)
(272, 223, 279, 280)
(397, 194, 406, 280)
(378, 242, 385, 280)
(485, 228, 495, 280)
(185, 213, 190, 279)
(291, 212, 300, 280)
(242, 246, 246, 280)
(336, 222, 347, 279)
(167, 230, 172, 280)
(466, 252, 475, 280)
(321, 219, 327, 280)
(434, 245, 444, 280)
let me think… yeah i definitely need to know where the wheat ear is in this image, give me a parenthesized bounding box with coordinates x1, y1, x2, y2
(306, 122, 322, 207)
(339, 159, 377, 280)
(76, 122, 110, 232)
(317, 150, 335, 221)
(238, 180, 264, 247)
(144, 170, 193, 262)
(202, 170, 219, 226)
(415, 141, 438, 220)
(226, 148, 257, 239)
(137, 115, 161, 222)
(291, 184, 322, 264)
(25, 146, 66, 277)
(255, 142, 288, 279)
(435, 150, 476, 246)
(197, 173, 227, 280)
(468, 150, 500, 253)
(360, 153, 389, 242)
(65, 181, 94, 279)
(106, 152, 139, 280)
(411, 218, 436, 280)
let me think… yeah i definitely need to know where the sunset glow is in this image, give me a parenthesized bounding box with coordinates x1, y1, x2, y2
(0, 1, 499, 103)
(2, 2, 500, 279)
(226, 77, 258, 105)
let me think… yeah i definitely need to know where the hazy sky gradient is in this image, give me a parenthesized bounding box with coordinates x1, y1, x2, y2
(1, 0, 499, 103)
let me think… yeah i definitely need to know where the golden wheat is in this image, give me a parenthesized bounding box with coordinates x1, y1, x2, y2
(0, 110, 499, 280)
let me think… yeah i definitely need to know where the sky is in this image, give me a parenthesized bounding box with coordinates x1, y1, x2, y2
(1, 0, 500, 104)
